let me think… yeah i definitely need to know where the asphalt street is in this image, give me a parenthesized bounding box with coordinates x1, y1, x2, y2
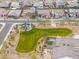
(0, 23, 13, 45)
(0, 19, 26, 46)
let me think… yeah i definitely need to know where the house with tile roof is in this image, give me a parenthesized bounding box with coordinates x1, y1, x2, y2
(7, 10, 22, 18)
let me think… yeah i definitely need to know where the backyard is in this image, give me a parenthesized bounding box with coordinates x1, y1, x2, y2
(16, 27, 72, 53)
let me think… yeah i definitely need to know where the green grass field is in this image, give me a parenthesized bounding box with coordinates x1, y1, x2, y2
(16, 27, 72, 53)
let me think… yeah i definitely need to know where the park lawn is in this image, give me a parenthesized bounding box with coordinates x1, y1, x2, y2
(16, 27, 72, 53)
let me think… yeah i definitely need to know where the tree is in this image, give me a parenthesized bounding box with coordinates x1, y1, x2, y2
(22, 20, 32, 31)
(77, 0, 79, 4)
(53, 2, 56, 8)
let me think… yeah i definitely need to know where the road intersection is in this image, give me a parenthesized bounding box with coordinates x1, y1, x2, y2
(0, 19, 42, 49)
(0, 19, 28, 49)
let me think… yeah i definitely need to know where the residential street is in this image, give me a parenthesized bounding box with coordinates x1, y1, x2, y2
(0, 19, 27, 48)
(0, 23, 13, 45)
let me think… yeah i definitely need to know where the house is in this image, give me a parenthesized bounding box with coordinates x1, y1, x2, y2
(19, 0, 33, 7)
(67, 9, 77, 18)
(56, 0, 66, 8)
(33, 1, 43, 8)
(7, 10, 22, 18)
(52, 9, 65, 19)
(0, 1, 11, 8)
(22, 7, 35, 18)
(44, 0, 53, 7)
(10, 2, 20, 9)
(0, 8, 9, 17)
(37, 9, 50, 18)
(0, 0, 18, 2)
(66, 0, 79, 7)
